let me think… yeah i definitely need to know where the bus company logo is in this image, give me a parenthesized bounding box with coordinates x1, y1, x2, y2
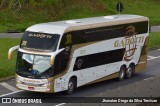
(123, 26, 137, 62)
(77, 59, 83, 68)
(114, 26, 145, 62)
(23, 79, 41, 84)
(29, 34, 52, 39)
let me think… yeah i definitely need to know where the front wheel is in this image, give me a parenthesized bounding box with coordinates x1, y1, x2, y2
(118, 66, 126, 81)
(65, 78, 75, 95)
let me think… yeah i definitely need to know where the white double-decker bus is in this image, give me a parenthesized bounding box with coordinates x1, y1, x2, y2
(8, 14, 149, 94)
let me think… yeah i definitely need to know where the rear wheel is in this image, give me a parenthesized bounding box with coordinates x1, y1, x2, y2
(118, 66, 126, 81)
(126, 64, 135, 79)
(66, 78, 76, 95)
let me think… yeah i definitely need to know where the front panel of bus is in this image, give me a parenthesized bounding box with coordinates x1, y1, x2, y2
(15, 31, 65, 93)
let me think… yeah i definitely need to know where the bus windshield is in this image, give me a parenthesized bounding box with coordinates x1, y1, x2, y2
(16, 52, 54, 79)
(20, 31, 60, 52)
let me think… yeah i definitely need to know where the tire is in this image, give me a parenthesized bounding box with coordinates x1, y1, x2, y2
(118, 66, 126, 81)
(65, 78, 76, 95)
(126, 64, 135, 79)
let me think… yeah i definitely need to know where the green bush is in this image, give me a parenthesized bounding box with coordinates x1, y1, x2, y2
(0, 0, 160, 32)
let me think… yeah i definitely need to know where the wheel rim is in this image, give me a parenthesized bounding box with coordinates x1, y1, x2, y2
(68, 81, 74, 92)
(120, 69, 125, 79)
(127, 67, 132, 77)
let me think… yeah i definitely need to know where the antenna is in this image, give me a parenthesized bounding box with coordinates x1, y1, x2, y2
(116, 2, 123, 14)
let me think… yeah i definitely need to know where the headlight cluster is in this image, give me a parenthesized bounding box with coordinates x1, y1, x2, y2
(16, 77, 22, 84)
(16, 80, 22, 84)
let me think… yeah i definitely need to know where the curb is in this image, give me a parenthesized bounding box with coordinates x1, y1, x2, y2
(149, 46, 160, 51)
(0, 76, 15, 82)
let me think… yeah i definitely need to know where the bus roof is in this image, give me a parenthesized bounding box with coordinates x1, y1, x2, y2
(26, 14, 148, 35)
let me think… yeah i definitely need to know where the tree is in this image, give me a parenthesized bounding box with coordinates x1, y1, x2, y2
(25, 0, 30, 7)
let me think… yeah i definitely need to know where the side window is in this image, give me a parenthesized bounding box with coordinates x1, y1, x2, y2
(59, 33, 73, 49)
(53, 51, 70, 75)
(54, 33, 73, 75)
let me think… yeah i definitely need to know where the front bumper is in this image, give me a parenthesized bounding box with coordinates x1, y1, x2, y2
(16, 74, 54, 93)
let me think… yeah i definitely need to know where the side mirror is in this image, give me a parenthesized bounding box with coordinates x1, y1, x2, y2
(50, 54, 55, 65)
(8, 45, 19, 60)
(149, 26, 151, 33)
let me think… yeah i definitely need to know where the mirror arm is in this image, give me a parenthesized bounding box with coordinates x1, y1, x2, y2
(8, 45, 19, 60)
(50, 54, 55, 65)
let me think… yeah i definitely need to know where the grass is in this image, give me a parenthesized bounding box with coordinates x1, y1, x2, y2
(149, 32, 160, 48)
(0, 32, 159, 79)
(0, 0, 160, 32)
(101, 0, 160, 25)
(0, 38, 20, 78)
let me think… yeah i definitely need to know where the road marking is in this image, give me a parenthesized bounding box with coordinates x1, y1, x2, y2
(147, 56, 160, 61)
(147, 55, 156, 59)
(54, 103, 66, 106)
(0, 90, 23, 97)
(144, 76, 155, 81)
(0, 82, 19, 92)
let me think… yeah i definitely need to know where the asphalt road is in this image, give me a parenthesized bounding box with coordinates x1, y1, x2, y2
(0, 33, 23, 38)
(151, 26, 160, 32)
(0, 49, 160, 106)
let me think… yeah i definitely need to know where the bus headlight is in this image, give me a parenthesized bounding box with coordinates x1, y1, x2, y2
(16, 80, 22, 84)
(16, 76, 22, 84)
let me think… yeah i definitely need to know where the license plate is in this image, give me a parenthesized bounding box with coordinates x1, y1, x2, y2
(28, 86, 34, 90)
